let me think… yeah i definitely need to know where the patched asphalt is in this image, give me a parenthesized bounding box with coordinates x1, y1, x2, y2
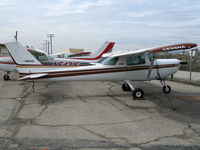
(0, 71, 200, 150)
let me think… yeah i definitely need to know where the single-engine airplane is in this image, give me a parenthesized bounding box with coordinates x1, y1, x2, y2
(0, 41, 114, 80)
(2, 41, 197, 100)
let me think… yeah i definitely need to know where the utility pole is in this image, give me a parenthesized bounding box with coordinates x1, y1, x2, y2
(14, 31, 18, 41)
(44, 40, 48, 53)
(47, 41, 50, 55)
(47, 34, 55, 54)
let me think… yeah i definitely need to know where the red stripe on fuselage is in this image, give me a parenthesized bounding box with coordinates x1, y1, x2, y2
(0, 61, 15, 65)
(19, 64, 177, 79)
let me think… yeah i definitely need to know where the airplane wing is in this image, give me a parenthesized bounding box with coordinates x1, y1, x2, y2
(108, 43, 197, 58)
(149, 43, 197, 52)
(19, 73, 48, 80)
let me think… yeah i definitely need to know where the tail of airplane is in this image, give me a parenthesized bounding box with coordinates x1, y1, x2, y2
(70, 41, 115, 60)
(4, 42, 41, 65)
(92, 41, 115, 59)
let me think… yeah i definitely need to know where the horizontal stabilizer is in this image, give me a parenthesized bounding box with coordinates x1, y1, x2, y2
(19, 73, 48, 80)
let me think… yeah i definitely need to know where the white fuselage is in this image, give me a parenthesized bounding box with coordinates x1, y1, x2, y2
(0, 57, 16, 72)
(18, 58, 180, 82)
(0, 56, 95, 73)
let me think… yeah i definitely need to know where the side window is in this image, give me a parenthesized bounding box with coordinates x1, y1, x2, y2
(126, 54, 145, 65)
(104, 57, 119, 65)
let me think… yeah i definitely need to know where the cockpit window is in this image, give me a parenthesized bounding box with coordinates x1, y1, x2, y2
(104, 57, 119, 65)
(126, 54, 145, 65)
(97, 57, 108, 63)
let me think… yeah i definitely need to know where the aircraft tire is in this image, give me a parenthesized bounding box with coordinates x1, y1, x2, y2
(122, 83, 131, 91)
(163, 85, 171, 93)
(132, 88, 144, 98)
(3, 75, 10, 81)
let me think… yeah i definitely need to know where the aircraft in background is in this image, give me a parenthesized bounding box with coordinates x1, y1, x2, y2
(3, 41, 197, 101)
(51, 41, 113, 59)
(0, 41, 114, 80)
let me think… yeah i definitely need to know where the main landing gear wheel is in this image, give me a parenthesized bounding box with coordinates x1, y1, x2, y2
(122, 83, 131, 91)
(132, 88, 144, 98)
(3, 74, 10, 81)
(162, 85, 171, 93)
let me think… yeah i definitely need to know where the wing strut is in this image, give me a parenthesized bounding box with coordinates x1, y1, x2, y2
(147, 54, 156, 80)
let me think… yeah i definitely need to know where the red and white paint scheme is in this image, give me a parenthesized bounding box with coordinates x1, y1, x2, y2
(66, 41, 115, 60)
(50, 41, 114, 60)
(0, 41, 114, 80)
(2, 41, 197, 99)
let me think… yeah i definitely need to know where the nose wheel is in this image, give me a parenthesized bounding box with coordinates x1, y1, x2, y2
(162, 85, 171, 93)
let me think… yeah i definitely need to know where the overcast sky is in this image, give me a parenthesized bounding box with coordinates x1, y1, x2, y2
(0, 0, 200, 52)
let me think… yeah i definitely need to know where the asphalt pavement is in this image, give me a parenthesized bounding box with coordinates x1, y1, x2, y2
(172, 71, 200, 85)
(0, 71, 200, 150)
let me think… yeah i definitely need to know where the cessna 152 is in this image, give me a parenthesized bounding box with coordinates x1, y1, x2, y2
(2, 41, 197, 100)
(0, 41, 114, 80)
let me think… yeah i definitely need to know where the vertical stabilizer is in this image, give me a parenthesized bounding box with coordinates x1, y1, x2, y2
(5, 42, 41, 65)
(92, 41, 115, 59)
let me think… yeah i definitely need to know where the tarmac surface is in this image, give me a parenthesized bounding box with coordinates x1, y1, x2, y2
(0, 71, 200, 150)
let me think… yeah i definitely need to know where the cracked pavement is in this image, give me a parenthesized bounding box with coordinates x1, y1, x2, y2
(0, 72, 200, 150)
